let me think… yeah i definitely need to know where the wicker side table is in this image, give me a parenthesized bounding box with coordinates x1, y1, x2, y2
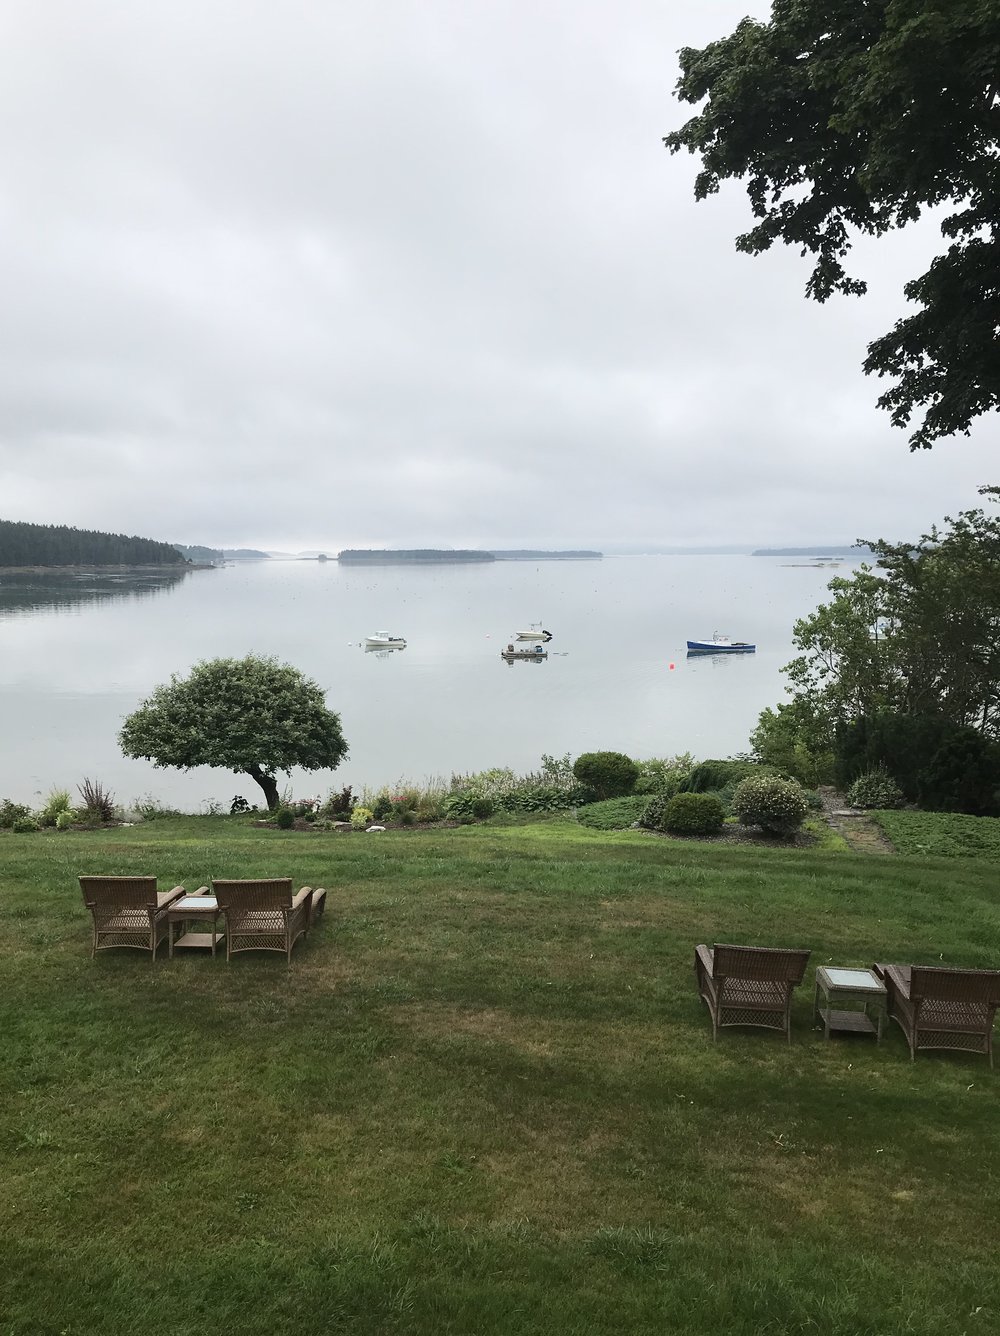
(167, 894, 225, 957)
(813, 966, 887, 1041)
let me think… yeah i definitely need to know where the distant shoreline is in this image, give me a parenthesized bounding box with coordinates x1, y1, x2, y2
(0, 563, 211, 574)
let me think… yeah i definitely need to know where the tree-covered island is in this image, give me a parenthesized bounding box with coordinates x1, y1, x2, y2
(0, 519, 188, 567)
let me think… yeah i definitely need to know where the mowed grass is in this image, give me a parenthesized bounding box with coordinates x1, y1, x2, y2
(2, 818, 1000, 1335)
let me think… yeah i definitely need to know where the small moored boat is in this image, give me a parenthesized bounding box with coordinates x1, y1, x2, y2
(502, 643, 548, 661)
(515, 623, 552, 641)
(365, 632, 407, 649)
(686, 635, 755, 655)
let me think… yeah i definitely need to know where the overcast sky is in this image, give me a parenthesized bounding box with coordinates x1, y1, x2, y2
(1, 0, 995, 553)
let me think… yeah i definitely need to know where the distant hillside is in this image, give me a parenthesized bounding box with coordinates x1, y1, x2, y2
(489, 550, 602, 560)
(0, 519, 188, 568)
(172, 544, 271, 563)
(337, 549, 494, 564)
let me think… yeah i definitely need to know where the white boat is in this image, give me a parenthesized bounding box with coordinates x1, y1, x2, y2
(365, 632, 407, 648)
(515, 622, 552, 641)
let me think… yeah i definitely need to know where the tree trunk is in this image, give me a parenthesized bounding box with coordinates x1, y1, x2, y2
(246, 765, 280, 811)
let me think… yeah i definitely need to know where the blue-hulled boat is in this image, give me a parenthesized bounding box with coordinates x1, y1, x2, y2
(687, 635, 755, 655)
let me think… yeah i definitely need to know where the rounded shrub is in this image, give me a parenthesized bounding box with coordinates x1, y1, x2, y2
(847, 767, 904, 810)
(639, 793, 670, 830)
(12, 816, 39, 833)
(661, 792, 725, 835)
(469, 795, 496, 820)
(275, 806, 295, 829)
(350, 805, 374, 830)
(55, 810, 76, 831)
(731, 774, 809, 836)
(572, 751, 639, 800)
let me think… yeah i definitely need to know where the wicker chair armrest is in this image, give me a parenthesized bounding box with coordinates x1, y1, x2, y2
(881, 964, 912, 1001)
(292, 886, 313, 911)
(695, 944, 715, 978)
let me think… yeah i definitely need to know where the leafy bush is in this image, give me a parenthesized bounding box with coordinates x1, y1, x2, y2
(917, 729, 1000, 817)
(371, 793, 393, 821)
(731, 774, 809, 836)
(230, 795, 255, 815)
(443, 792, 495, 820)
(12, 816, 39, 833)
(834, 712, 958, 798)
(77, 777, 116, 825)
(350, 805, 374, 830)
(447, 758, 588, 819)
(639, 793, 669, 830)
(751, 701, 835, 787)
(572, 751, 639, 800)
(847, 767, 905, 810)
(131, 795, 184, 819)
(323, 785, 356, 818)
(679, 759, 766, 794)
(660, 792, 725, 835)
(55, 810, 76, 831)
(38, 789, 72, 827)
(577, 795, 651, 829)
(633, 754, 694, 796)
(0, 800, 32, 828)
(275, 806, 295, 829)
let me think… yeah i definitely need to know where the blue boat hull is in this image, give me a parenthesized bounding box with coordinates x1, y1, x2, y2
(686, 640, 755, 654)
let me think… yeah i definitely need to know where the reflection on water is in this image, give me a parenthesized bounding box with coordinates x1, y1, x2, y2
(0, 568, 192, 619)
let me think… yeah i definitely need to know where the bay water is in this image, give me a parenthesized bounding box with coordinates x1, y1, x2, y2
(0, 556, 853, 811)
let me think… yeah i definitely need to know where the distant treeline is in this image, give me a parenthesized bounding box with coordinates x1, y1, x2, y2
(752, 545, 873, 558)
(489, 550, 602, 560)
(172, 544, 270, 563)
(338, 548, 602, 564)
(0, 520, 188, 567)
(338, 549, 494, 564)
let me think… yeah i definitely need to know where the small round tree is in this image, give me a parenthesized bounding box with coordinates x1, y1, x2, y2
(572, 751, 639, 800)
(119, 654, 348, 811)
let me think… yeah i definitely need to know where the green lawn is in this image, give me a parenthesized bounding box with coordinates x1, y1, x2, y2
(2, 817, 1000, 1335)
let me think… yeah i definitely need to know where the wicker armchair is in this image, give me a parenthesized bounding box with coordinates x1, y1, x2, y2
(873, 963, 1000, 1066)
(212, 879, 318, 965)
(695, 943, 811, 1042)
(79, 876, 185, 961)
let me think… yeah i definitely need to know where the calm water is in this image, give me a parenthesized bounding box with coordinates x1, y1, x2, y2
(0, 556, 852, 810)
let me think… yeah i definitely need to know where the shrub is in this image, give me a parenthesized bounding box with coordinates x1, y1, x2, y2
(660, 792, 725, 835)
(639, 793, 670, 830)
(679, 759, 766, 794)
(275, 806, 295, 829)
(321, 785, 355, 818)
(55, 810, 76, 831)
(230, 795, 255, 815)
(917, 729, 1000, 816)
(731, 774, 809, 836)
(469, 795, 496, 820)
(0, 800, 32, 828)
(371, 794, 393, 821)
(847, 767, 905, 810)
(77, 777, 116, 825)
(577, 795, 651, 829)
(12, 816, 39, 833)
(633, 754, 694, 796)
(572, 751, 639, 800)
(350, 805, 374, 830)
(443, 792, 496, 820)
(38, 789, 72, 827)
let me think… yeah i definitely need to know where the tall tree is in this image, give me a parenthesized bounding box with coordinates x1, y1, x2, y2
(665, 1, 1000, 448)
(119, 655, 348, 810)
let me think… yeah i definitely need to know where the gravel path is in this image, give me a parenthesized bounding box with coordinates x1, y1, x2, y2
(816, 785, 896, 854)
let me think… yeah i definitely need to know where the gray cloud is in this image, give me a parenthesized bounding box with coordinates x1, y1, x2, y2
(1, 0, 995, 553)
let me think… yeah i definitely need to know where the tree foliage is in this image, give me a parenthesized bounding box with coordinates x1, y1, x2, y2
(0, 518, 186, 567)
(760, 488, 1000, 808)
(665, 1, 1000, 448)
(119, 655, 348, 810)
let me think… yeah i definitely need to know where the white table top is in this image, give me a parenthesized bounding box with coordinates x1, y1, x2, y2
(821, 967, 883, 990)
(174, 895, 218, 910)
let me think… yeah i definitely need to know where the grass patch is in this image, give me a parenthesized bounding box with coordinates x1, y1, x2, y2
(1, 818, 999, 1333)
(872, 809, 1000, 860)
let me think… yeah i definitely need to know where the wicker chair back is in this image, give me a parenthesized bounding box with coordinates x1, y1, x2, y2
(909, 965, 1000, 1006)
(712, 944, 810, 983)
(80, 875, 158, 908)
